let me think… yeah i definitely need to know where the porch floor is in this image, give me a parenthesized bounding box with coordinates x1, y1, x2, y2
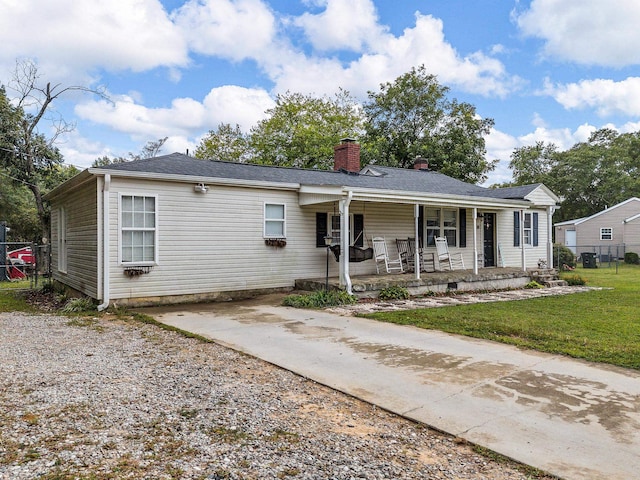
(295, 267, 534, 298)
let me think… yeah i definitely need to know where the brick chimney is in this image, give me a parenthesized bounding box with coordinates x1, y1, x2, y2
(334, 138, 361, 173)
(413, 157, 429, 170)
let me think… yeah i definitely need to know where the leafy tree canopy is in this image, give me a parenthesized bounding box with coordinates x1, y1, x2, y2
(249, 90, 363, 169)
(361, 65, 496, 183)
(509, 128, 640, 222)
(195, 123, 252, 163)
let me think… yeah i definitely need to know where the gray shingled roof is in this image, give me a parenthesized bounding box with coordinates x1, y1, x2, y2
(98, 153, 533, 201)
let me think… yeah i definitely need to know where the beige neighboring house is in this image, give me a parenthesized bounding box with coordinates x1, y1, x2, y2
(554, 197, 640, 260)
(44, 140, 559, 309)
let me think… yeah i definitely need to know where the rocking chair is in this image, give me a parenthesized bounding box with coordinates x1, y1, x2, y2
(435, 237, 465, 270)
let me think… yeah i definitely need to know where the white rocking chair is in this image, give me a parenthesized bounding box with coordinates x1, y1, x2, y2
(435, 237, 465, 270)
(372, 237, 404, 274)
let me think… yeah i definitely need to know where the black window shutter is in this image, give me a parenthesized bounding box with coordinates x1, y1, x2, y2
(316, 212, 327, 247)
(353, 214, 364, 247)
(514, 211, 520, 247)
(459, 208, 467, 248)
(418, 206, 424, 248)
(533, 212, 539, 247)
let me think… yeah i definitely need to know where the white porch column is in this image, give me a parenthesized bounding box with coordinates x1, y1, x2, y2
(473, 207, 478, 275)
(339, 192, 353, 294)
(520, 209, 526, 271)
(547, 206, 555, 269)
(414, 204, 420, 281)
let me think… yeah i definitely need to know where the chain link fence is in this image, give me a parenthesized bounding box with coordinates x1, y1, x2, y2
(0, 241, 51, 290)
(558, 243, 640, 269)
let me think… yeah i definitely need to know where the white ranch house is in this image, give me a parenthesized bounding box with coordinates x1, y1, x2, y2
(45, 140, 559, 309)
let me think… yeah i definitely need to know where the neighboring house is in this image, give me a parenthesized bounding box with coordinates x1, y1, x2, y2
(554, 197, 640, 259)
(44, 140, 559, 308)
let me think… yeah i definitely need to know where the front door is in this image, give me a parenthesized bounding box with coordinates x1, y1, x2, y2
(483, 213, 496, 267)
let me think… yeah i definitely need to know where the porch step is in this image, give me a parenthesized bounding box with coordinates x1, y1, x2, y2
(529, 268, 567, 287)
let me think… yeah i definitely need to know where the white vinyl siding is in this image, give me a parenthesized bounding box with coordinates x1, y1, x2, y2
(49, 179, 99, 298)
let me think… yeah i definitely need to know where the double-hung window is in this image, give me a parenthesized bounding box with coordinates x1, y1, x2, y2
(523, 213, 533, 246)
(600, 227, 613, 240)
(425, 208, 458, 246)
(264, 203, 286, 238)
(120, 195, 157, 264)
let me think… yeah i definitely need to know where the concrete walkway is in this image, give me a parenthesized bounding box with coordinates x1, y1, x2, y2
(141, 295, 640, 480)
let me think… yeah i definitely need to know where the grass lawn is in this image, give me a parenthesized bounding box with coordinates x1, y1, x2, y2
(363, 264, 640, 370)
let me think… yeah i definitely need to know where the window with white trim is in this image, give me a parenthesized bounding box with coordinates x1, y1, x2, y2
(329, 214, 355, 244)
(264, 203, 286, 238)
(120, 195, 157, 264)
(600, 227, 613, 240)
(425, 208, 457, 246)
(523, 212, 532, 246)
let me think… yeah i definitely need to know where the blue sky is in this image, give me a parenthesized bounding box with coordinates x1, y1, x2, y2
(2, 0, 640, 185)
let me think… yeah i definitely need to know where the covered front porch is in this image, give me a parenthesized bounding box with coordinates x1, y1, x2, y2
(295, 267, 544, 298)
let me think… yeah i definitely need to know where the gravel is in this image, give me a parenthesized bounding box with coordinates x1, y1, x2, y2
(0, 311, 550, 479)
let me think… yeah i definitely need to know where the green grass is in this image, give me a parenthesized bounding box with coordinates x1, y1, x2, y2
(0, 289, 35, 313)
(363, 264, 640, 370)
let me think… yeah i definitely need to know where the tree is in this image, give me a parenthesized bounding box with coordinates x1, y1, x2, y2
(509, 141, 557, 186)
(508, 129, 640, 222)
(91, 137, 168, 167)
(249, 90, 363, 169)
(361, 65, 495, 183)
(195, 123, 252, 162)
(0, 60, 105, 240)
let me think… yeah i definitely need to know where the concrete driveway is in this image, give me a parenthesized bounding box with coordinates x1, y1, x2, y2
(140, 295, 640, 480)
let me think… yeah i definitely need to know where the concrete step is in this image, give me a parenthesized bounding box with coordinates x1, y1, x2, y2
(544, 279, 569, 287)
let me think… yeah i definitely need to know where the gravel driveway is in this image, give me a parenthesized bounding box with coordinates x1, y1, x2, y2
(0, 312, 549, 479)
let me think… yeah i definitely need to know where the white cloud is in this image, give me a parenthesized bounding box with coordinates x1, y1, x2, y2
(543, 77, 640, 117)
(484, 121, 598, 186)
(74, 86, 273, 141)
(269, 12, 519, 99)
(293, 0, 387, 52)
(172, 0, 277, 60)
(0, 0, 188, 78)
(515, 0, 640, 67)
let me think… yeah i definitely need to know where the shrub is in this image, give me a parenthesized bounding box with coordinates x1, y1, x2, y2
(524, 281, 544, 289)
(378, 286, 410, 300)
(283, 290, 356, 308)
(563, 274, 587, 286)
(60, 297, 96, 313)
(624, 252, 640, 265)
(554, 244, 576, 268)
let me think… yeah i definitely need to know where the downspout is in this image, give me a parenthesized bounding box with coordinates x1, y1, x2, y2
(547, 206, 555, 269)
(520, 209, 526, 271)
(414, 204, 420, 281)
(473, 208, 478, 275)
(97, 174, 110, 311)
(339, 191, 353, 294)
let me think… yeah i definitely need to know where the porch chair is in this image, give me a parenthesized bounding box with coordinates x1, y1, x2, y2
(372, 237, 404, 274)
(435, 237, 465, 270)
(395, 238, 414, 271)
(408, 237, 436, 272)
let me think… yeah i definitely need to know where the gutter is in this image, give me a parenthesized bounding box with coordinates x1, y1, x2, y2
(97, 174, 110, 311)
